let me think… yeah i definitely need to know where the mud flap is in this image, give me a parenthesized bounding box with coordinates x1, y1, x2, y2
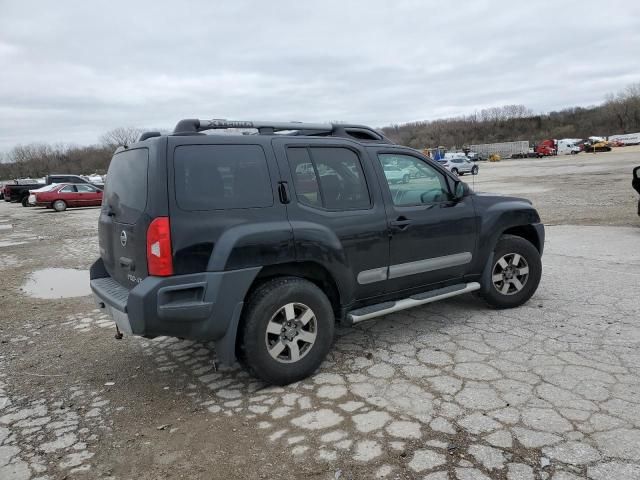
(213, 302, 244, 365)
(479, 250, 495, 295)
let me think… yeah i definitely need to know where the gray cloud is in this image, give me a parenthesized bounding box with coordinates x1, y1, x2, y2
(1, 0, 639, 150)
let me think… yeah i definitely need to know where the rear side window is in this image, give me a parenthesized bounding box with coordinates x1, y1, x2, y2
(104, 148, 148, 224)
(287, 147, 370, 210)
(286, 148, 321, 207)
(174, 145, 273, 211)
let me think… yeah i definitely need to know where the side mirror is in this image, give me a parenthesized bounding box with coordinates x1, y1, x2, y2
(453, 181, 471, 200)
(453, 181, 465, 200)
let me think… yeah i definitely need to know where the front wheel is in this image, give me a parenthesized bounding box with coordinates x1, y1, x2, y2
(472, 166, 479, 175)
(480, 234, 542, 309)
(451, 168, 459, 175)
(402, 174, 410, 184)
(21, 197, 29, 207)
(239, 277, 335, 385)
(52, 200, 67, 212)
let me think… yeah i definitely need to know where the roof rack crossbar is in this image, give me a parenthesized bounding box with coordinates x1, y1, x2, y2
(174, 118, 333, 134)
(171, 118, 393, 143)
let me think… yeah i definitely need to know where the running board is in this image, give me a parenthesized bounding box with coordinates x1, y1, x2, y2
(347, 282, 481, 324)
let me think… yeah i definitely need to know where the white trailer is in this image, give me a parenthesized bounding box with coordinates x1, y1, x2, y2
(608, 132, 640, 145)
(469, 141, 529, 159)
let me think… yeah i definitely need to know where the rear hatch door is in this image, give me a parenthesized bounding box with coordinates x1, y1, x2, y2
(99, 147, 151, 288)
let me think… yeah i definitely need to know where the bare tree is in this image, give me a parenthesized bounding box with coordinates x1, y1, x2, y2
(100, 127, 144, 149)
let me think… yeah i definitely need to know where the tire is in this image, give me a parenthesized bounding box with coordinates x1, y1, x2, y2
(52, 200, 67, 212)
(239, 276, 335, 385)
(472, 166, 479, 175)
(403, 174, 410, 184)
(451, 168, 459, 175)
(21, 196, 29, 207)
(480, 234, 542, 309)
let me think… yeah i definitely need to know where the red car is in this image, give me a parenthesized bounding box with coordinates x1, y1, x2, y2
(34, 183, 103, 211)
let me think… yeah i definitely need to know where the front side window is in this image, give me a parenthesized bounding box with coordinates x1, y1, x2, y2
(174, 144, 273, 211)
(287, 147, 370, 210)
(378, 154, 452, 206)
(76, 184, 97, 193)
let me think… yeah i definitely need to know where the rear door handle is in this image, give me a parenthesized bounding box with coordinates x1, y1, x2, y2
(119, 257, 134, 271)
(390, 217, 412, 230)
(278, 181, 291, 204)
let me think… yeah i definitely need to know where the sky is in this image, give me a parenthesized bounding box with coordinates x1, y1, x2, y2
(1, 0, 639, 151)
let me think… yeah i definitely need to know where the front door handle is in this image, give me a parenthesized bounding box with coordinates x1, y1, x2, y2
(390, 217, 412, 231)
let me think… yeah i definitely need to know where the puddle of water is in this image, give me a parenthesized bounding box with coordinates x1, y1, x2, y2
(22, 268, 91, 299)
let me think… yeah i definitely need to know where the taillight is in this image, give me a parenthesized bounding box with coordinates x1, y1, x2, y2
(147, 217, 173, 276)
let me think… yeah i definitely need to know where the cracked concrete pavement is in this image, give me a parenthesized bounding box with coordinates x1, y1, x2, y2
(1, 150, 640, 479)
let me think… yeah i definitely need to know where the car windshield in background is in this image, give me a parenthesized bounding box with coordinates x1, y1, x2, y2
(104, 148, 148, 224)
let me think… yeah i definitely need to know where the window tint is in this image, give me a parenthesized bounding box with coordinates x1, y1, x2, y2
(174, 145, 273, 211)
(104, 148, 148, 224)
(378, 154, 451, 206)
(287, 148, 321, 207)
(76, 184, 97, 193)
(287, 147, 370, 210)
(60, 185, 76, 193)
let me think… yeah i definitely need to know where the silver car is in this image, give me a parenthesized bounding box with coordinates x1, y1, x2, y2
(438, 157, 479, 176)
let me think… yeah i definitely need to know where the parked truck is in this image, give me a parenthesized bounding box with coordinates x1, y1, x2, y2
(470, 141, 530, 159)
(556, 139, 581, 155)
(535, 139, 556, 156)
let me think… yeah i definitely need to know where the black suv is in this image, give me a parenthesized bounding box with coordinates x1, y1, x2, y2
(91, 118, 544, 385)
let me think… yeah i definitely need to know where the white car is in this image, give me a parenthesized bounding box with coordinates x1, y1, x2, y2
(382, 165, 412, 183)
(437, 157, 478, 176)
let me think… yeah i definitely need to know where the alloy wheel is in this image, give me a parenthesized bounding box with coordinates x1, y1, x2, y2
(492, 253, 529, 295)
(265, 303, 317, 363)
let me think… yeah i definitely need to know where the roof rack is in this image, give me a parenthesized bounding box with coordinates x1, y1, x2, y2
(171, 118, 392, 143)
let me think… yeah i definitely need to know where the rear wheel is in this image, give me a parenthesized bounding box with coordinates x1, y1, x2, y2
(402, 174, 410, 184)
(52, 200, 67, 212)
(451, 168, 459, 175)
(480, 235, 541, 309)
(21, 196, 29, 207)
(472, 166, 479, 175)
(239, 276, 335, 385)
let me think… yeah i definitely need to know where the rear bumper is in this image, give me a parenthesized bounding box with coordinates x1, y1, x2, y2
(90, 258, 261, 363)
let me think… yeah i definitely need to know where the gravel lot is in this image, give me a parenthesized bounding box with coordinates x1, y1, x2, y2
(1, 149, 639, 480)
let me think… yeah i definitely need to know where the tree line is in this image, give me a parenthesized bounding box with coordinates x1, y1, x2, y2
(2, 83, 639, 180)
(382, 83, 640, 150)
(0, 127, 142, 180)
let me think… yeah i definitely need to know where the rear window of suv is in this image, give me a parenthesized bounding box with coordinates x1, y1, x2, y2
(174, 145, 273, 211)
(104, 148, 148, 224)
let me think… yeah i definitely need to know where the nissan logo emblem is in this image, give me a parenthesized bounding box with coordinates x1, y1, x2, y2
(120, 230, 128, 247)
